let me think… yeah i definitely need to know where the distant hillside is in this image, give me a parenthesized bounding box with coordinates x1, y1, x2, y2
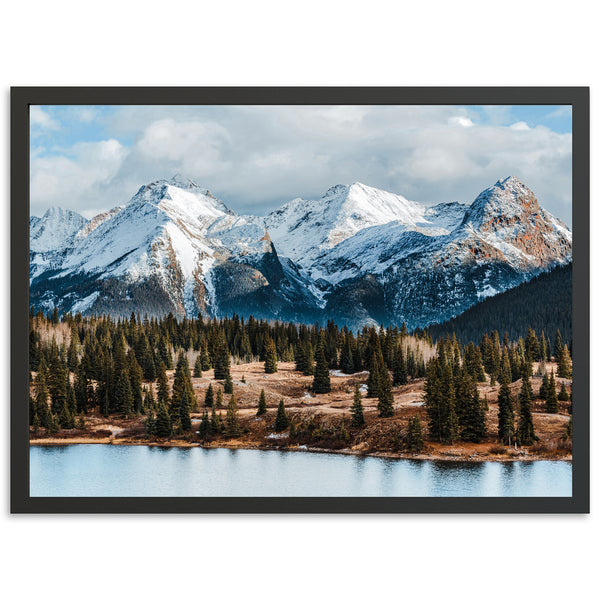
(426, 263, 572, 346)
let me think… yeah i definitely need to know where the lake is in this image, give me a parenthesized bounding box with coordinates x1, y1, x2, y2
(30, 445, 572, 497)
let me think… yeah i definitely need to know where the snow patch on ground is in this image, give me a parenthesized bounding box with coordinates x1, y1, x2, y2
(330, 370, 353, 377)
(267, 432, 289, 439)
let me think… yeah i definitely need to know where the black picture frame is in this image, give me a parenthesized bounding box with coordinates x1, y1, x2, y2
(11, 86, 590, 513)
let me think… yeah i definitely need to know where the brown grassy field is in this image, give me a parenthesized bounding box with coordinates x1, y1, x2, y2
(30, 360, 572, 462)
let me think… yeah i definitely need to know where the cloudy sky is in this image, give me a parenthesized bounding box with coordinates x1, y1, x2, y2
(30, 104, 572, 225)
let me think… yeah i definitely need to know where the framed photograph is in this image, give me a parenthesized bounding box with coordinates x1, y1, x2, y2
(11, 87, 589, 513)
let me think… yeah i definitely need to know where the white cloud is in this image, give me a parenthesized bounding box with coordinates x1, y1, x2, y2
(31, 139, 128, 217)
(449, 116, 474, 128)
(29, 105, 573, 226)
(30, 106, 59, 131)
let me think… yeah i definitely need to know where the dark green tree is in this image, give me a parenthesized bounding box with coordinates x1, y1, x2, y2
(545, 370, 558, 413)
(264, 337, 278, 374)
(198, 410, 211, 438)
(257, 389, 267, 416)
(155, 401, 172, 437)
(497, 366, 514, 445)
(204, 383, 214, 408)
(406, 416, 424, 453)
(377, 367, 394, 417)
(350, 383, 365, 427)
(516, 372, 537, 446)
(392, 344, 408, 386)
(156, 362, 170, 407)
(557, 344, 572, 379)
(213, 336, 231, 380)
(312, 337, 331, 394)
(225, 393, 240, 436)
(366, 353, 381, 398)
(274, 399, 289, 432)
(115, 370, 134, 417)
(558, 382, 569, 405)
(194, 355, 203, 378)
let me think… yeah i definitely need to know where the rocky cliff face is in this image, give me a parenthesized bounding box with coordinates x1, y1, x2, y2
(29, 175, 571, 328)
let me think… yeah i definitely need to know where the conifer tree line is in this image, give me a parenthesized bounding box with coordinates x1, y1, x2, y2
(28, 308, 572, 447)
(29, 309, 433, 424)
(424, 327, 572, 447)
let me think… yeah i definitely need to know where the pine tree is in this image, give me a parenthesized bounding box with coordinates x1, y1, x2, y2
(366, 353, 381, 398)
(460, 376, 486, 442)
(213, 336, 231, 380)
(144, 412, 156, 436)
(377, 367, 394, 417)
(73, 361, 89, 414)
(223, 373, 233, 394)
(553, 330, 563, 360)
(392, 344, 408, 386)
(178, 387, 193, 431)
(156, 362, 170, 407)
(34, 360, 51, 429)
(226, 393, 240, 436)
(257, 389, 267, 416)
(274, 399, 289, 432)
(339, 337, 355, 374)
(558, 382, 569, 405)
(294, 343, 307, 373)
(67, 381, 77, 417)
(464, 342, 486, 382)
(539, 372, 549, 401)
(406, 416, 424, 453)
(47, 354, 67, 414)
(497, 353, 514, 445)
(155, 402, 172, 438)
(198, 410, 211, 438)
(425, 359, 458, 443)
(216, 387, 224, 408)
(312, 338, 331, 394)
(350, 383, 365, 427)
(47, 414, 60, 435)
(194, 355, 203, 378)
(171, 351, 195, 414)
(516, 372, 537, 446)
(303, 342, 314, 376)
(144, 384, 156, 413)
(557, 344, 572, 378)
(115, 370, 134, 417)
(563, 416, 573, 440)
(128, 352, 144, 414)
(525, 327, 540, 362)
(204, 383, 214, 408)
(545, 370, 558, 413)
(264, 337, 278, 373)
(210, 403, 220, 434)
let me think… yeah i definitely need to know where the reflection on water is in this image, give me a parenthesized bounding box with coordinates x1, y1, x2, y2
(30, 445, 572, 498)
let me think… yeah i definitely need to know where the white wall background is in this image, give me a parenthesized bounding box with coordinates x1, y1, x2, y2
(1, 2, 596, 598)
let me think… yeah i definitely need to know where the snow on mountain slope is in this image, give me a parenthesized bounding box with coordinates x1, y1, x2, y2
(30, 177, 316, 320)
(265, 182, 430, 268)
(29, 175, 572, 328)
(455, 175, 572, 270)
(30, 206, 88, 253)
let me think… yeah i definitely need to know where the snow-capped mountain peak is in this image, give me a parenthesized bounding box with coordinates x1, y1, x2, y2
(30, 206, 88, 253)
(29, 175, 572, 329)
(265, 181, 427, 267)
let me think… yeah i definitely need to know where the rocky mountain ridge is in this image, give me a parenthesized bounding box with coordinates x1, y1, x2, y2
(29, 175, 572, 329)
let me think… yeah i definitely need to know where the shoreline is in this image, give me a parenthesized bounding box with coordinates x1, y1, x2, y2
(29, 437, 572, 463)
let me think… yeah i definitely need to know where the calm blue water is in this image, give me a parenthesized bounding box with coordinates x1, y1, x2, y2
(30, 445, 572, 497)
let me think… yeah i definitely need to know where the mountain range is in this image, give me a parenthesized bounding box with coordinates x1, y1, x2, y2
(29, 175, 572, 329)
